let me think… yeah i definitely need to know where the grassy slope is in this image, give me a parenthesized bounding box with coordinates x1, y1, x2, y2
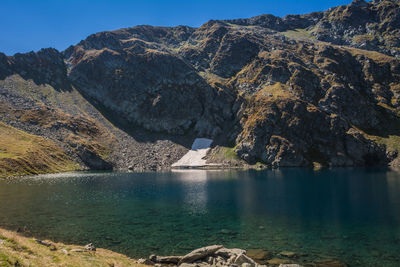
(281, 28, 316, 40)
(0, 228, 145, 267)
(0, 75, 115, 165)
(0, 122, 79, 178)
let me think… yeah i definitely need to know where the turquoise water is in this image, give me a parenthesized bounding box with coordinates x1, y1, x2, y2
(0, 168, 400, 266)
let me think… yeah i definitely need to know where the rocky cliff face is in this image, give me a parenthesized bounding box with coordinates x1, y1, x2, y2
(225, 0, 400, 58)
(1, 0, 400, 174)
(311, 0, 400, 57)
(0, 48, 189, 173)
(62, 25, 238, 137)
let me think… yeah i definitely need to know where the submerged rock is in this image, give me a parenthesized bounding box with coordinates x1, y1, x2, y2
(246, 249, 272, 264)
(267, 258, 293, 265)
(279, 251, 298, 258)
(313, 259, 348, 267)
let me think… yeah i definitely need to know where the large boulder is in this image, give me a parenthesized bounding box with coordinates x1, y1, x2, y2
(179, 245, 224, 264)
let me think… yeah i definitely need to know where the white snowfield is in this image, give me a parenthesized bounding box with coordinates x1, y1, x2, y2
(172, 138, 213, 168)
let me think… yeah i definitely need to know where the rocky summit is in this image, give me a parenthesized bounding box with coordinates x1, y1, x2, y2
(1, 0, 400, 176)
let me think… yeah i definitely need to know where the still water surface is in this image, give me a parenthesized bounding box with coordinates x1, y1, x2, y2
(0, 168, 400, 266)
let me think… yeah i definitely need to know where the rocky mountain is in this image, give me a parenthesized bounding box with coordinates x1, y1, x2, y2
(1, 0, 400, 177)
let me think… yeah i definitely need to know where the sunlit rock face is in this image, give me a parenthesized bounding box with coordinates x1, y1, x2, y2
(1, 0, 400, 170)
(311, 0, 400, 58)
(63, 27, 235, 137)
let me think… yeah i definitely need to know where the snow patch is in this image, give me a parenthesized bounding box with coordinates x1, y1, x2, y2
(172, 138, 213, 168)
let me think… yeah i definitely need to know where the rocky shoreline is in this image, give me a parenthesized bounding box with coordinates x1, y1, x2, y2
(0, 227, 349, 267)
(137, 245, 348, 267)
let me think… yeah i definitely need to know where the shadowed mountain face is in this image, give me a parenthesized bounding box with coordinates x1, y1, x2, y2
(1, 0, 400, 174)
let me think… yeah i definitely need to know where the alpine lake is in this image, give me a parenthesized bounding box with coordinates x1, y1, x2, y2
(1, 168, 400, 266)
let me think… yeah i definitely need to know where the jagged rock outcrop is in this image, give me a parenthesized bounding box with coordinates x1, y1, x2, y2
(231, 41, 400, 166)
(0, 48, 72, 91)
(310, 0, 400, 57)
(1, 0, 400, 174)
(223, 0, 400, 58)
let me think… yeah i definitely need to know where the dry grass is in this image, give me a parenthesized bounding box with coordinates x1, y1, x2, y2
(390, 84, 400, 106)
(0, 228, 145, 267)
(0, 101, 115, 169)
(239, 83, 294, 134)
(281, 29, 315, 40)
(1, 75, 116, 161)
(199, 70, 230, 87)
(352, 34, 376, 43)
(345, 46, 397, 64)
(0, 122, 79, 178)
(390, 84, 400, 92)
(229, 61, 264, 86)
(255, 82, 293, 101)
(377, 102, 400, 117)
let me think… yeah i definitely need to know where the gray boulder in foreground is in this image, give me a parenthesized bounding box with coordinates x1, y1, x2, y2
(84, 243, 96, 251)
(179, 245, 223, 264)
(143, 245, 283, 267)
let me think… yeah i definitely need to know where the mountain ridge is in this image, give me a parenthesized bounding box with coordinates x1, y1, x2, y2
(1, 0, 400, 177)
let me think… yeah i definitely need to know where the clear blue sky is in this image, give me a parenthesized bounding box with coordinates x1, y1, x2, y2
(0, 0, 352, 55)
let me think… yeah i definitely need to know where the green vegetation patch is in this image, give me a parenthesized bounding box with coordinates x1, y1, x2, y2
(0, 252, 19, 267)
(281, 29, 315, 40)
(219, 147, 239, 160)
(372, 135, 400, 154)
(206, 146, 245, 166)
